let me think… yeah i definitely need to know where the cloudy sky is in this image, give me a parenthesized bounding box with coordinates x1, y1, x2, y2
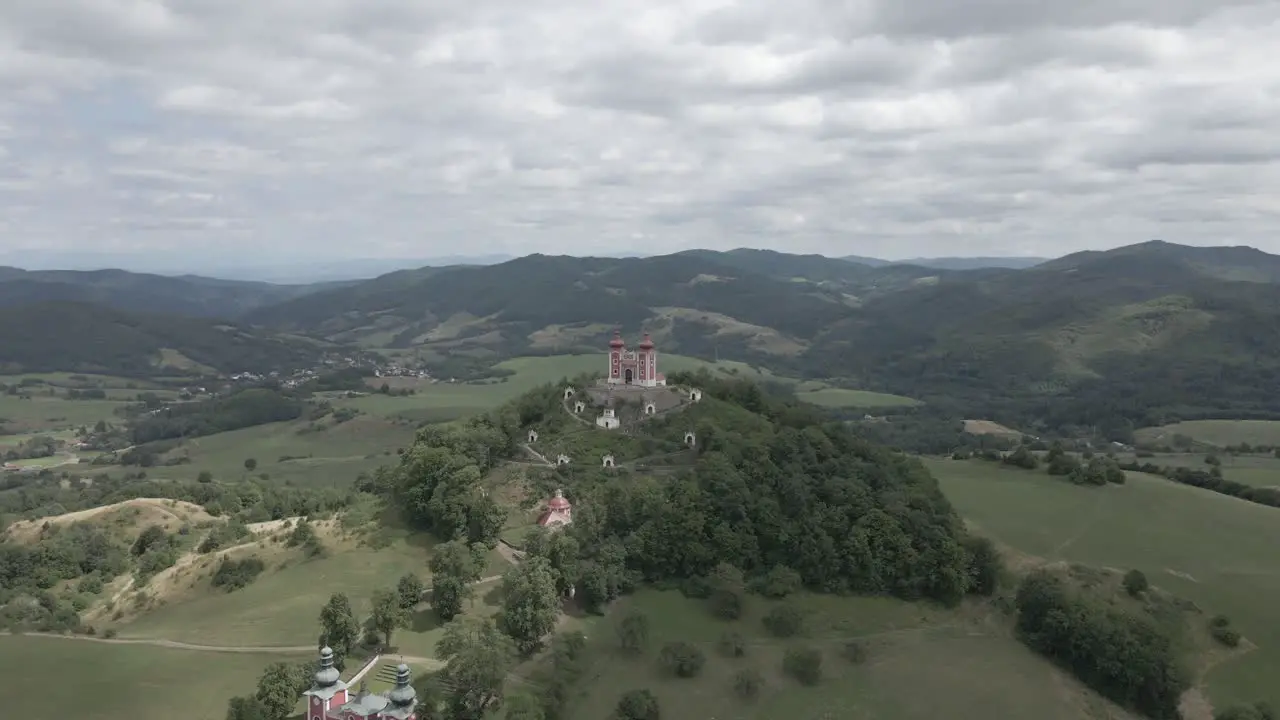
(1, 0, 1278, 271)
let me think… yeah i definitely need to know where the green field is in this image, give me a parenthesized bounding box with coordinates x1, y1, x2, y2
(0, 372, 164, 388)
(0, 634, 293, 720)
(0, 394, 132, 433)
(926, 458, 1280, 710)
(141, 414, 420, 488)
(551, 589, 1135, 720)
(1136, 420, 1280, 448)
(1120, 452, 1280, 489)
(123, 533, 440, 650)
(792, 384, 920, 409)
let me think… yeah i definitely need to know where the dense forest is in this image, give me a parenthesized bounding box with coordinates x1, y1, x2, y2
(126, 387, 307, 444)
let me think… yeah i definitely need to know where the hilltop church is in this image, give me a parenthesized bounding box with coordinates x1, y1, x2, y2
(607, 330, 666, 387)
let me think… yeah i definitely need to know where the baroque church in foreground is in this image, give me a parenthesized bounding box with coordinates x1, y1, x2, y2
(304, 647, 418, 720)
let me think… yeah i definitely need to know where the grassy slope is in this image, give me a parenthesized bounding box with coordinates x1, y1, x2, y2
(151, 414, 419, 488)
(1136, 420, 1280, 448)
(1119, 452, 1280, 489)
(121, 523, 506, 660)
(0, 634, 293, 720)
(122, 531, 437, 649)
(553, 589, 1135, 720)
(926, 458, 1280, 709)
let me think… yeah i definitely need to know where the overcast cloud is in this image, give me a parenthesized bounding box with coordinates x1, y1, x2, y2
(0, 0, 1278, 269)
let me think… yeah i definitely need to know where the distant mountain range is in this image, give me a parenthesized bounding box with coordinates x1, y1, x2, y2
(3, 241, 1280, 434)
(842, 255, 1049, 270)
(1, 249, 1047, 283)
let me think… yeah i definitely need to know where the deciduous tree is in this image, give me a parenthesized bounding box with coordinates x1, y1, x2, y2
(499, 556, 560, 655)
(370, 588, 410, 647)
(317, 593, 360, 668)
(396, 572, 425, 609)
(436, 616, 517, 720)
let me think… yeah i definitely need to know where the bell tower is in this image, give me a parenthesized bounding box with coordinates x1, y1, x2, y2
(607, 330, 625, 385)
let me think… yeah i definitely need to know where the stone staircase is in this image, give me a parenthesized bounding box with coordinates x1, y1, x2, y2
(373, 662, 399, 685)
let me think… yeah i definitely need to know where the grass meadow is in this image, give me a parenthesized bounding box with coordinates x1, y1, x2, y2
(147, 414, 420, 488)
(0, 394, 133, 433)
(925, 458, 1280, 711)
(546, 589, 1137, 720)
(0, 634, 294, 720)
(1119, 452, 1280, 489)
(1135, 420, 1280, 448)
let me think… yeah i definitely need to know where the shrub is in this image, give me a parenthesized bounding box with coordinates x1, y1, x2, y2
(708, 563, 746, 620)
(658, 642, 706, 678)
(755, 565, 801, 599)
(211, 557, 266, 591)
(782, 647, 823, 686)
(762, 604, 803, 638)
(615, 689, 660, 720)
(963, 536, 1002, 596)
(733, 668, 763, 700)
(1211, 625, 1242, 648)
(718, 631, 746, 658)
(1122, 569, 1149, 597)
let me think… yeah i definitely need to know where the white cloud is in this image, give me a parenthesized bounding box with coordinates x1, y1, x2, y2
(0, 0, 1278, 265)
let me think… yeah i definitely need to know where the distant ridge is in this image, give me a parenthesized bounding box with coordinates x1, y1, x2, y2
(841, 255, 1048, 270)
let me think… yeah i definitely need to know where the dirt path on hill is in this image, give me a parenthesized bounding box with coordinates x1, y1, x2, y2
(2, 632, 318, 653)
(521, 443, 555, 467)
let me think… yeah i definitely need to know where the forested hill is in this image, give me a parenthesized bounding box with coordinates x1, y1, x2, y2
(379, 370, 992, 609)
(0, 267, 339, 318)
(810, 246, 1280, 435)
(0, 301, 328, 377)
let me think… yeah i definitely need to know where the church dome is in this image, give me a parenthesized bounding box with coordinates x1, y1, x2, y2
(314, 646, 340, 687)
(387, 664, 416, 707)
(638, 333, 654, 349)
(609, 330, 625, 348)
(548, 489, 571, 511)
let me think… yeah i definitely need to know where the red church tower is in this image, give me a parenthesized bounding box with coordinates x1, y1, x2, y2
(606, 330, 665, 387)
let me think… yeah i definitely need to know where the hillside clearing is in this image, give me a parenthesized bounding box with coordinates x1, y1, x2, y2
(794, 385, 920, 409)
(1136, 420, 1280, 448)
(651, 306, 808, 356)
(926, 458, 1280, 711)
(963, 419, 1023, 437)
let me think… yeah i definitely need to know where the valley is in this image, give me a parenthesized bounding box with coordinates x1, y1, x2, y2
(1, 242, 1279, 720)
